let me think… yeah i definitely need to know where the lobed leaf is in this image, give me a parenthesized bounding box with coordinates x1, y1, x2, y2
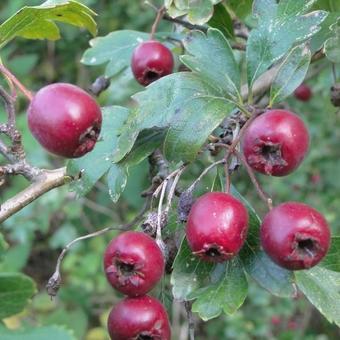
(246, 0, 327, 89)
(295, 267, 340, 327)
(189, 259, 248, 320)
(319, 237, 340, 272)
(0, 0, 97, 49)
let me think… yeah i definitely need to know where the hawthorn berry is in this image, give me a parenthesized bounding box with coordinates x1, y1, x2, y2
(261, 202, 331, 270)
(131, 40, 174, 86)
(28, 83, 102, 158)
(107, 295, 171, 340)
(103, 231, 164, 296)
(294, 84, 312, 101)
(186, 192, 249, 262)
(242, 109, 309, 176)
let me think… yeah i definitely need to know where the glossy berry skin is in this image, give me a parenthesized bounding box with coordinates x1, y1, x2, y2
(28, 83, 102, 158)
(131, 40, 174, 86)
(261, 202, 331, 270)
(242, 109, 309, 176)
(107, 295, 171, 340)
(294, 84, 312, 101)
(103, 231, 164, 296)
(186, 192, 249, 262)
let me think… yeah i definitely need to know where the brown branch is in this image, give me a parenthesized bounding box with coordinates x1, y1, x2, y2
(0, 167, 68, 223)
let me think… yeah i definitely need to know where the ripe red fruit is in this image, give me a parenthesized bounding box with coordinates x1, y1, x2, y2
(28, 83, 102, 158)
(261, 202, 331, 270)
(186, 192, 249, 262)
(242, 109, 309, 176)
(107, 295, 171, 340)
(103, 231, 164, 296)
(294, 84, 312, 101)
(131, 40, 174, 86)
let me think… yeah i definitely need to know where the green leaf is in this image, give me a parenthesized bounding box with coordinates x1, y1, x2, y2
(319, 237, 340, 272)
(0, 0, 97, 49)
(0, 233, 8, 261)
(208, 3, 234, 39)
(114, 72, 228, 164)
(163, 96, 233, 162)
(231, 186, 296, 297)
(107, 129, 164, 202)
(67, 106, 129, 197)
(189, 259, 248, 320)
(171, 237, 214, 300)
(270, 45, 311, 105)
(324, 18, 340, 63)
(81, 30, 149, 78)
(246, 0, 327, 89)
(295, 267, 340, 327)
(227, 0, 253, 21)
(166, 0, 224, 25)
(311, 12, 340, 52)
(0, 272, 36, 319)
(0, 325, 76, 340)
(181, 28, 241, 102)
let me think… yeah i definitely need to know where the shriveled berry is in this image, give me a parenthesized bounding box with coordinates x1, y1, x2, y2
(261, 202, 331, 270)
(242, 109, 309, 176)
(294, 84, 312, 101)
(28, 83, 102, 158)
(107, 295, 171, 340)
(186, 192, 248, 262)
(103, 231, 164, 296)
(131, 40, 174, 86)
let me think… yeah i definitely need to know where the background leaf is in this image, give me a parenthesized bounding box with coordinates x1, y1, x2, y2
(0, 325, 76, 340)
(0, 273, 36, 319)
(295, 267, 340, 327)
(0, 0, 97, 49)
(208, 3, 234, 39)
(270, 45, 311, 105)
(166, 0, 223, 25)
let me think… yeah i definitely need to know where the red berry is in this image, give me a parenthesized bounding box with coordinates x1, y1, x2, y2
(28, 83, 102, 158)
(242, 109, 309, 176)
(131, 40, 174, 86)
(294, 84, 312, 101)
(107, 295, 171, 340)
(186, 192, 248, 262)
(261, 202, 331, 270)
(103, 231, 164, 296)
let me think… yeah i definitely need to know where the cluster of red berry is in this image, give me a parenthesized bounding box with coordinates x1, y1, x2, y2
(26, 39, 330, 339)
(186, 109, 330, 271)
(103, 231, 171, 339)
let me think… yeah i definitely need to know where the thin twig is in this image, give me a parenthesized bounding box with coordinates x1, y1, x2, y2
(188, 159, 226, 192)
(150, 6, 166, 39)
(235, 150, 273, 210)
(46, 198, 151, 297)
(0, 63, 33, 101)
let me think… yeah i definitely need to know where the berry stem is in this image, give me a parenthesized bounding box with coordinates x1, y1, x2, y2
(150, 5, 166, 40)
(236, 150, 273, 210)
(0, 63, 33, 101)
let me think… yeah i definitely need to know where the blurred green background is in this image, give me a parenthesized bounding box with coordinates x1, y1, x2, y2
(0, 1, 339, 339)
